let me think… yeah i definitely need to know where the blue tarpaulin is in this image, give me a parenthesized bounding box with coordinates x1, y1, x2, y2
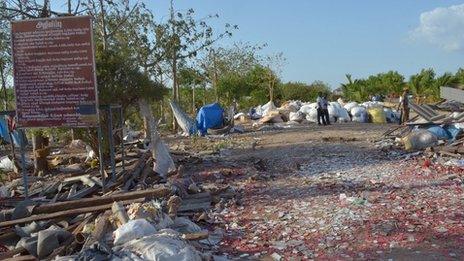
(426, 125, 463, 142)
(444, 125, 462, 141)
(0, 116, 27, 147)
(427, 126, 450, 140)
(196, 103, 224, 136)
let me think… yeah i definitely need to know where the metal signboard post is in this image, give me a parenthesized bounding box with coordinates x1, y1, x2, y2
(11, 16, 103, 197)
(100, 104, 125, 180)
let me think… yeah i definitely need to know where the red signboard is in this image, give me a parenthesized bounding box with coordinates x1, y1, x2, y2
(11, 16, 98, 128)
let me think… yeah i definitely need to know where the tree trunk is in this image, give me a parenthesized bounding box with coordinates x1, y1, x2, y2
(213, 65, 219, 102)
(0, 63, 7, 111)
(141, 100, 152, 140)
(171, 52, 178, 131)
(0, 62, 16, 170)
(203, 86, 207, 105)
(192, 85, 195, 114)
(99, 0, 108, 50)
(67, 0, 72, 14)
(269, 82, 274, 103)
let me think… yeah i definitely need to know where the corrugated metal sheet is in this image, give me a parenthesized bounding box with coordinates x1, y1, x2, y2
(441, 86, 464, 103)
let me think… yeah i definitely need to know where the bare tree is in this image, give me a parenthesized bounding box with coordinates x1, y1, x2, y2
(263, 52, 286, 102)
(152, 0, 236, 129)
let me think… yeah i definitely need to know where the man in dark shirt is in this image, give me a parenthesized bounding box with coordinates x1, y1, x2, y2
(398, 88, 410, 125)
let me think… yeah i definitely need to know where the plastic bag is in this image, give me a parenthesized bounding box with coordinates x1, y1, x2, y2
(140, 100, 175, 178)
(344, 102, 359, 112)
(329, 102, 342, 109)
(114, 229, 202, 261)
(233, 112, 246, 120)
(261, 101, 276, 116)
(288, 101, 301, 111)
(337, 108, 351, 122)
(383, 108, 399, 123)
(305, 108, 318, 123)
(328, 104, 339, 122)
(351, 107, 368, 123)
(259, 111, 283, 124)
(0, 156, 14, 171)
(299, 103, 317, 115)
(427, 126, 450, 140)
(444, 125, 462, 141)
(289, 111, 304, 122)
(367, 107, 387, 124)
(403, 130, 438, 151)
(169, 101, 198, 135)
(172, 217, 201, 234)
(113, 219, 157, 245)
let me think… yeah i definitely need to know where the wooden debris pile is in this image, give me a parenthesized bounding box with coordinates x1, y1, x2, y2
(0, 139, 231, 260)
(379, 97, 464, 163)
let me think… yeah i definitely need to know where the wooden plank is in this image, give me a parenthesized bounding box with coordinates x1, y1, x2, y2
(33, 186, 171, 215)
(182, 230, 209, 240)
(3, 255, 36, 261)
(178, 201, 211, 212)
(0, 199, 144, 228)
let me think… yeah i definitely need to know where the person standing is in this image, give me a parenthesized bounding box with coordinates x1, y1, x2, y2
(322, 95, 331, 125)
(316, 93, 326, 125)
(397, 88, 410, 125)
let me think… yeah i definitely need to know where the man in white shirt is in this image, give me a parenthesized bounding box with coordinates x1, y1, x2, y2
(317, 93, 327, 125)
(322, 95, 331, 125)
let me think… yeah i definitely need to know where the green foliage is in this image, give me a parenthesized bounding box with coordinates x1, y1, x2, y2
(281, 81, 330, 102)
(408, 68, 458, 102)
(96, 48, 167, 108)
(341, 71, 405, 102)
(455, 68, 464, 85)
(0, 2, 10, 65)
(0, 88, 15, 109)
(200, 43, 262, 101)
(341, 69, 462, 103)
(217, 73, 251, 104)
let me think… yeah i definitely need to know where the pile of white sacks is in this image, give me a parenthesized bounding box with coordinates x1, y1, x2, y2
(249, 98, 400, 124)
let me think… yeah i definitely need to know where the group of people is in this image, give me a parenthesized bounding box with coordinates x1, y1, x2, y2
(316, 93, 331, 125)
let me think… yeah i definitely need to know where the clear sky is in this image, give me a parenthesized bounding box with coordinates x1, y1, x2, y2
(143, 0, 464, 89)
(49, 0, 464, 89)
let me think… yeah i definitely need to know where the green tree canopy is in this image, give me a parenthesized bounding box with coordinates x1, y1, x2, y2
(281, 81, 330, 101)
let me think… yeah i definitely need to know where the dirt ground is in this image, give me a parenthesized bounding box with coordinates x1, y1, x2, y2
(171, 122, 464, 260)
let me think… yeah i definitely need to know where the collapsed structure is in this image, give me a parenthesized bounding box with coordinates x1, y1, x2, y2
(379, 87, 464, 162)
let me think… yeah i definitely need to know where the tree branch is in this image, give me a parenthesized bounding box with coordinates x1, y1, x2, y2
(0, 6, 37, 18)
(106, 2, 139, 38)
